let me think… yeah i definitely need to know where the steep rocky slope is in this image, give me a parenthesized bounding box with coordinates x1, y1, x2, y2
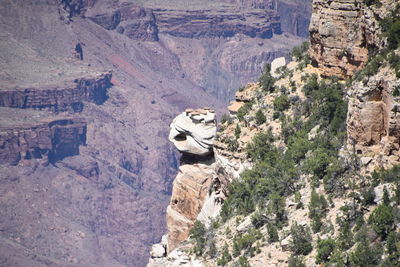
(0, 0, 311, 266)
(150, 0, 400, 266)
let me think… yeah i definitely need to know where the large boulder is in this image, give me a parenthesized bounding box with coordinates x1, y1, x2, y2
(169, 108, 216, 157)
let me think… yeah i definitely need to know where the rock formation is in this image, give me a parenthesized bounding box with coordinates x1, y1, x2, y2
(347, 66, 400, 172)
(149, 0, 400, 266)
(166, 108, 217, 251)
(308, 0, 384, 78)
(149, 107, 247, 266)
(0, 0, 312, 266)
(152, 7, 281, 39)
(169, 109, 216, 157)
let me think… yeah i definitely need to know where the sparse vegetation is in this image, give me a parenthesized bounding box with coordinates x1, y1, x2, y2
(259, 64, 276, 92)
(290, 223, 313, 256)
(255, 109, 266, 125)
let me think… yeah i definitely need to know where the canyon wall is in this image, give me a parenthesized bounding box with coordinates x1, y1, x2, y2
(0, 72, 111, 112)
(0, 117, 86, 165)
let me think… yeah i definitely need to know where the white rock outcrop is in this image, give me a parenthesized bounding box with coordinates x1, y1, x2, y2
(169, 108, 216, 156)
(270, 57, 286, 78)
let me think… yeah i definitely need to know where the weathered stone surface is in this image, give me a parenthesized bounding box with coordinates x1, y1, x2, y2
(270, 56, 286, 78)
(88, 4, 159, 41)
(150, 244, 167, 258)
(347, 65, 400, 170)
(308, 0, 383, 78)
(166, 161, 215, 252)
(169, 108, 216, 157)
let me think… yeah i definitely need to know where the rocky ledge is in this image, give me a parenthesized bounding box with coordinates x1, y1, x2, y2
(0, 108, 86, 165)
(0, 72, 112, 112)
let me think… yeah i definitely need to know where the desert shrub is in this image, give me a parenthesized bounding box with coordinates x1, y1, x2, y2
(290, 223, 313, 256)
(273, 94, 290, 112)
(383, 231, 400, 265)
(388, 52, 400, 78)
(217, 243, 232, 266)
(226, 137, 239, 152)
(251, 209, 268, 228)
(237, 256, 250, 267)
(393, 85, 400, 97)
(267, 223, 279, 243)
(237, 101, 254, 122)
(364, 0, 381, 7)
(232, 229, 262, 257)
(291, 41, 310, 62)
(255, 109, 266, 125)
(190, 220, 206, 256)
(380, 4, 400, 50)
(267, 193, 287, 227)
(308, 189, 328, 233)
(304, 148, 332, 182)
(368, 204, 395, 239)
(259, 64, 276, 92)
(361, 186, 376, 206)
(235, 124, 241, 139)
(372, 165, 400, 184)
(245, 131, 276, 162)
(288, 255, 306, 267)
(336, 220, 354, 250)
(316, 238, 336, 264)
(349, 226, 383, 266)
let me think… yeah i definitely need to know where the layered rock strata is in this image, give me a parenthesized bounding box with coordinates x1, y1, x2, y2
(308, 0, 383, 78)
(153, 7, 281, 39)
(0, 72, 112, 112)
(88, 4, 159, 41)
(0, 115, 86, 165)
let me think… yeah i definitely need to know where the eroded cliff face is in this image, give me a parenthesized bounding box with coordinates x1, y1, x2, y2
(0, 0, 313, 265)
(0, 113, 86, 165)
(347, 66, 400, 172)
(0, 72, 111, 112)
(164, 109, 218, 252)
(308, 0, 385, 78)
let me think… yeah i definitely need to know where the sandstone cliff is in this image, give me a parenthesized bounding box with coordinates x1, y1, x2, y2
(308, 0, 388, 78)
